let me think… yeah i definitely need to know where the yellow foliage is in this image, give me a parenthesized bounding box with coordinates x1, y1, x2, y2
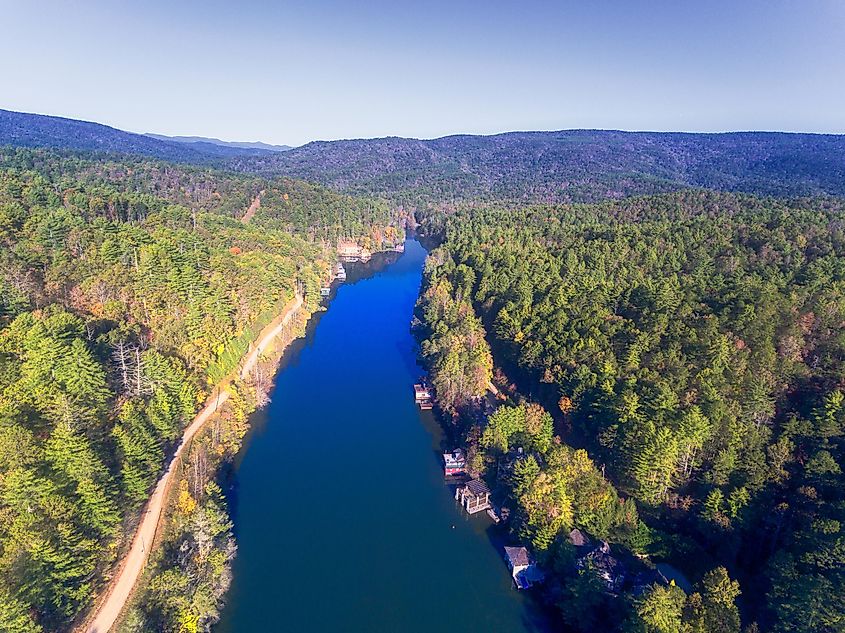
(178, 608, 199, 633)
(176, 480, 197, 515)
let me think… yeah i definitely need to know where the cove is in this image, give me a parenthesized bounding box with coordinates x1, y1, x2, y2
(215, 239, 553, 633)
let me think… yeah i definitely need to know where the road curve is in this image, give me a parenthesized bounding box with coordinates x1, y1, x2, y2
(84, 294, 303, 633)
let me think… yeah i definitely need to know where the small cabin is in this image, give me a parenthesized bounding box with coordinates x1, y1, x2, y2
(335, 263, 347, 281)
(320, 287, 331, 297)
(455, 478, 490, 514)
(443, 449, 466, 477)
(504, 546, 543, 589)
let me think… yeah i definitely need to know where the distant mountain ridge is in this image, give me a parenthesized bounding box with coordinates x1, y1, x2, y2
(146, 133, 291, 152)
(0, 108, 273, 163)
(2, 108, 844, 202)
(231, 129, 845, 202)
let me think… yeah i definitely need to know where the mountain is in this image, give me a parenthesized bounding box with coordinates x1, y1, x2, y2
(230, 130, 845, 202)
(0, 109, 271, 162)
(3, 109, 844, 203)
(146, 133, 291, 152)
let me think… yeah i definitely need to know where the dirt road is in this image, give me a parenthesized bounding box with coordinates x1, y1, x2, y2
(84, 294, 303, 633)
(240, 190, 265, 223)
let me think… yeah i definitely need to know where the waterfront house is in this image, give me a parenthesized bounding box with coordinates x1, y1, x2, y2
(443, 449, 466, 477)
(337, 239, 372, 262)
(504, 546, 543, 589)
(577, 540, 626, 593)
(456, 478, 491, 514)
(335, 263, 347, 281)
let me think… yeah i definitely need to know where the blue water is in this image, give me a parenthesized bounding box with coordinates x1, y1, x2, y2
(215, 240, 553, 633)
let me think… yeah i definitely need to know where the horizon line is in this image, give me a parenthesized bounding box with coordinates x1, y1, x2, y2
(4, 106, 845, 149)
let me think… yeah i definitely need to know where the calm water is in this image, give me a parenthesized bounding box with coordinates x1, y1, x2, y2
(216, 239, 552, 633)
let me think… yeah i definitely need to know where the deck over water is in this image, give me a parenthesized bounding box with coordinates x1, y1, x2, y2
(215, 239, 553, 633)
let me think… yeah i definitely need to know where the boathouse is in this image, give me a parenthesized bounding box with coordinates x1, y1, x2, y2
(504, 546, 543, 589)
(456, 478, 491, 514)
(443, 449, 466, 477)
(414, 381, 433, 410)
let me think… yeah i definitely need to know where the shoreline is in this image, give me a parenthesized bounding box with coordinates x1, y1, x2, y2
(78, 293, 305, 633)
(100, 244, 404, 633)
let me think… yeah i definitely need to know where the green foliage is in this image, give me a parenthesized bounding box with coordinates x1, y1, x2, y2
(635, 583, 688, 633)
(421, 189, 845, 631)
(416, 255, 493, 411)
(0, 147, 398, 631)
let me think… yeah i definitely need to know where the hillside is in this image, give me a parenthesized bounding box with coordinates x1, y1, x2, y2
(231, 130, 845, 203)
(3, 110, 844, 205)
(0, 109, 270, 163)
(417, 190, 845, 632)
(0, 147, 402, 633)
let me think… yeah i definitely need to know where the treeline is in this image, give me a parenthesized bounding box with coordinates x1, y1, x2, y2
(0, 148, 399, 632)
(417, 190, 845, 632)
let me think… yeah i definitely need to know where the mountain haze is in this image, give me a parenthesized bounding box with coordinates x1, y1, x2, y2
(146, 133, 292, 152)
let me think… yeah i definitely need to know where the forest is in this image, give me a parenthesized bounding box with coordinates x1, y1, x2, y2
(231, 130, 845, 205)
(2, 109, 845, 633)
(415, 190, 845, 632)
(0, 147, 401, 632)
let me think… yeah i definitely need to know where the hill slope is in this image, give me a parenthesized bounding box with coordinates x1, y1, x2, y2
(231, 129, 845, 202)
(2, 110, 844, 203)
(0, 109, 269, 162)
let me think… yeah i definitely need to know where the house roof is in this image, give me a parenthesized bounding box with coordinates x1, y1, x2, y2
(504, 546, 530, 567)
(569, 528, 591, 548)
(580, 542, 625, 579)
(465, 478, 490, 496)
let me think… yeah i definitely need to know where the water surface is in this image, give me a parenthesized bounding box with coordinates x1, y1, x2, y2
(216, 240, 552, 633)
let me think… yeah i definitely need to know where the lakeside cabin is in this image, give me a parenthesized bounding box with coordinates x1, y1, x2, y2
(414, 381, 433, 410)
(335, 263, 347, 281)
(443, 449, 466, 477)
(456, 478, 491, 514)
(504, 546, 543, 590)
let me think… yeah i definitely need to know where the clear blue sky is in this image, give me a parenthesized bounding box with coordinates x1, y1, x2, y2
(1, 0, 843, 146)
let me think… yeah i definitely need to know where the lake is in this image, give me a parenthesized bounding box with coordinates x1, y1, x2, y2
(215, 239, 553, 633)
